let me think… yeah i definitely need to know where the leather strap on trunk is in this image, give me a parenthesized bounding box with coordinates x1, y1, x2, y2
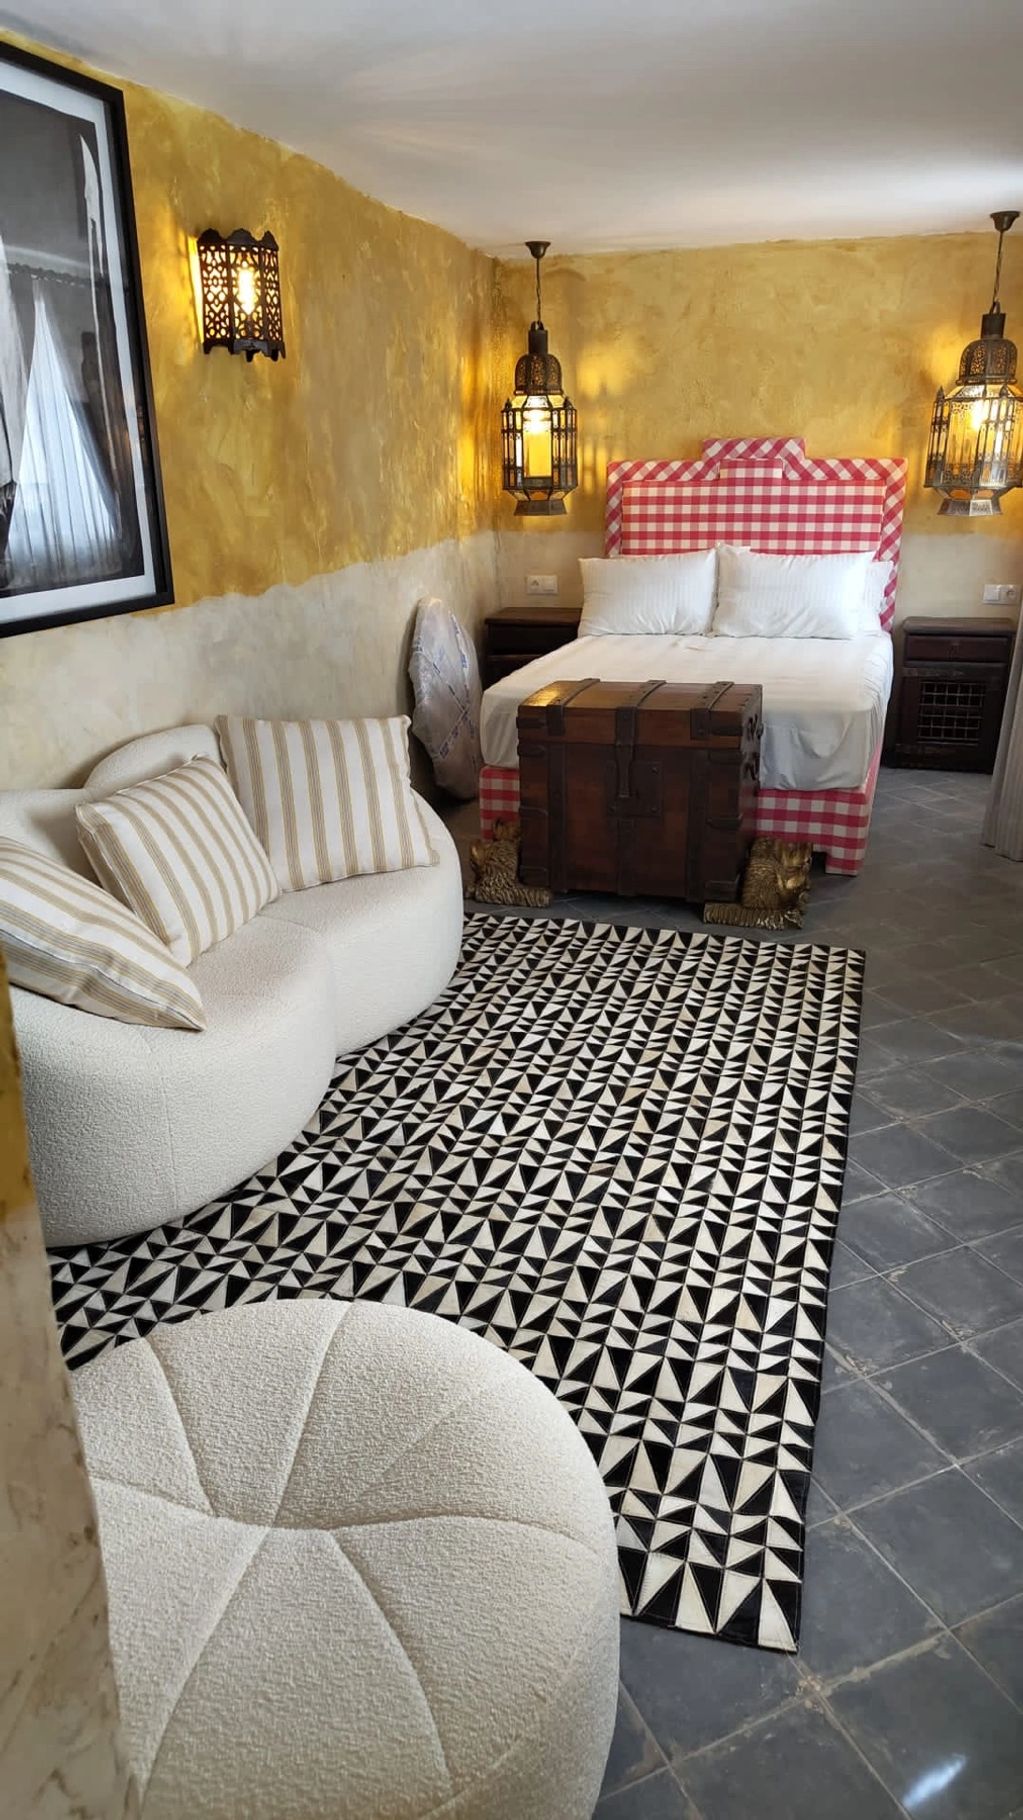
(614, 681, 664, 800)
(691, 681, 733, 739)
(547, 677, 599, 734)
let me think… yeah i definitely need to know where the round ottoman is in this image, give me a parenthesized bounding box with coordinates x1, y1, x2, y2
(73, 1300, 620, 1820)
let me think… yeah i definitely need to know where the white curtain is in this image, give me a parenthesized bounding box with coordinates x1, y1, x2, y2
(7, 283, 118, 592)
(0, 230, 26, 500)
(983, 631, 1023, 860)
(81, 138, 117, 495)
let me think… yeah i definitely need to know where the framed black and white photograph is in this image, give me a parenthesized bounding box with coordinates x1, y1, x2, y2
(0, 43, 172, 637)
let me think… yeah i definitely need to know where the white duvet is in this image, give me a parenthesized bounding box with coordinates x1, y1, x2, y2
(480, 633, 894, 791)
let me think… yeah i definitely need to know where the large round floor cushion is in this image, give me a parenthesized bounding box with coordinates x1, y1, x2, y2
(409, 597, 482, 800)
(74, 1300, 620, 1820)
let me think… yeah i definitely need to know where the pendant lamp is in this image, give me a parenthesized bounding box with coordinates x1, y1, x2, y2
(501, 241, 578, 516)
(927, 211, 1022, 516)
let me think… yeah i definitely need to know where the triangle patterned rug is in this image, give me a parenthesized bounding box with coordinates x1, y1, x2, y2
(51, 913, 863, 1653)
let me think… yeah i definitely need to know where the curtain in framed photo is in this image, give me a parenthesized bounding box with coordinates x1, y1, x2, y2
(7, 284, 120, 590)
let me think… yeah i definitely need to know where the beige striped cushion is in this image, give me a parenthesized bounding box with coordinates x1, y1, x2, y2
(0, 839, 206, 1030)
(216, 715, 437, 894)
(76, 756, 279, 964)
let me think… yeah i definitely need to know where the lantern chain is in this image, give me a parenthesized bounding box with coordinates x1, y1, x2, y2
(991, 209, 1019, 308)
(525, 239, 550, 326)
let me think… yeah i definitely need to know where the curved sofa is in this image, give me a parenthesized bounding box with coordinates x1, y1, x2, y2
(1, 724, 463, 1249)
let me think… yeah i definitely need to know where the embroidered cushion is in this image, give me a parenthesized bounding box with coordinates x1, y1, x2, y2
(0, 837, 205, 1029)
(76, 756, 279, 964)
(216, 715, 436, 894)
(409, 598, 482, 801)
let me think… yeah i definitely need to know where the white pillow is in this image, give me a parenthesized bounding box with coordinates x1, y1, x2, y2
(579, 551, 717, 636)
(862, 560, 894, 628)
(712, 547, 876, 639)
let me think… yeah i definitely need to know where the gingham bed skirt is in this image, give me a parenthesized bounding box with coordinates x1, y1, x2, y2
(478, 742, 883, 877)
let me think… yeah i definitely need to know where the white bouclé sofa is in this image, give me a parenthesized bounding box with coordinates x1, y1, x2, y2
(1, 723, 464, 1249)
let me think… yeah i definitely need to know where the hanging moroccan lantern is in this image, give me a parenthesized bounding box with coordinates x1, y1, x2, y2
(501, 240, 578, 516)
(927, 211, 1023, 516)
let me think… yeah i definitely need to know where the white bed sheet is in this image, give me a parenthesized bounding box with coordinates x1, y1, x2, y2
(481, 633, 894, 791)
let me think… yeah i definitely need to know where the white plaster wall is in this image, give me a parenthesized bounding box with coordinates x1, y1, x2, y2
(495, 528, 1023, 625)
(0, 532, 498, 790)
(5, 518, 1017, 790)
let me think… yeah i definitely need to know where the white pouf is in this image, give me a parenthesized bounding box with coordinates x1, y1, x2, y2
(74, 1300, 620, 1820)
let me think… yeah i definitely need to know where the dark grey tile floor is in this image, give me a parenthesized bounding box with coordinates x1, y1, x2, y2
(445, 767, 1023, 1820)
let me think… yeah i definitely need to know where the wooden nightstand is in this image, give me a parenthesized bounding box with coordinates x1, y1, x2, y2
(894, 616, 1015, 772)
(483, 603, 582, 688)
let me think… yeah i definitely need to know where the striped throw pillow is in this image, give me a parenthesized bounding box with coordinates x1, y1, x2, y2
(76, 756, 279, 964)
(215, 715, 437, 894)
(0, 839, 205, 1030)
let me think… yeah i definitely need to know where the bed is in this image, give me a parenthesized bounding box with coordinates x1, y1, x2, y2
(478, 436, 908, 875)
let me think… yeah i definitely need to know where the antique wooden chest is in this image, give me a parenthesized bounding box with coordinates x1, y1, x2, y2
(517, 678, 762, 901)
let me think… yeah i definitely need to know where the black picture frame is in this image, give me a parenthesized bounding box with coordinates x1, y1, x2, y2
(0, 41, 173, 637)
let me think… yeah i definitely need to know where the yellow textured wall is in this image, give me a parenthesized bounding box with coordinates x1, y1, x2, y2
(6, 29, 1021, 637)
(494, 235, 1022, 562)
(3, 32, 498, 612)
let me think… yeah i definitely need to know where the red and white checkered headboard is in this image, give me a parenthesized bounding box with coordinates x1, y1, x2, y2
(604, 438, 908, 631)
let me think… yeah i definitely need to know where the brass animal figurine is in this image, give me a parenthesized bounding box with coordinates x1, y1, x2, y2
(469, 819, 552, 909)
(704, 838, 813, 931)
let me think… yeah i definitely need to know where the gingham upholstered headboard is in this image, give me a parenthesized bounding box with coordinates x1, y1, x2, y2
(604, 438, 908, 631)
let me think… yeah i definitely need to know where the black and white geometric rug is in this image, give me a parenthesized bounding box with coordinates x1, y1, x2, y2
(51, 915, 863, 1653)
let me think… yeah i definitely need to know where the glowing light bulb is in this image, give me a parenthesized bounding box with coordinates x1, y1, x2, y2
(235, 264, 258, 320)
(522, 398, 552, 480)
(969, 397, 993, 433)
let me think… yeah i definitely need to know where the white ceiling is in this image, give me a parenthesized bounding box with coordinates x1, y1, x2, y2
(4, 0, 1022, 254)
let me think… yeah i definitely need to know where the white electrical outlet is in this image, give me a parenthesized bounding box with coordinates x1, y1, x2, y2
(982, 582, 1019, 605)
(526, 574, 559, 597)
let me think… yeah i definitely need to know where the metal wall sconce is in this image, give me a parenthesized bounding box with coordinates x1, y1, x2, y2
(501, 240, 578, 515)
(195, 228, 285, 361)
(927, 210, 1022, 516)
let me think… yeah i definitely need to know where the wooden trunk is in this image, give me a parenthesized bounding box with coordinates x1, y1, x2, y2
(517, 678, 762, 901)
